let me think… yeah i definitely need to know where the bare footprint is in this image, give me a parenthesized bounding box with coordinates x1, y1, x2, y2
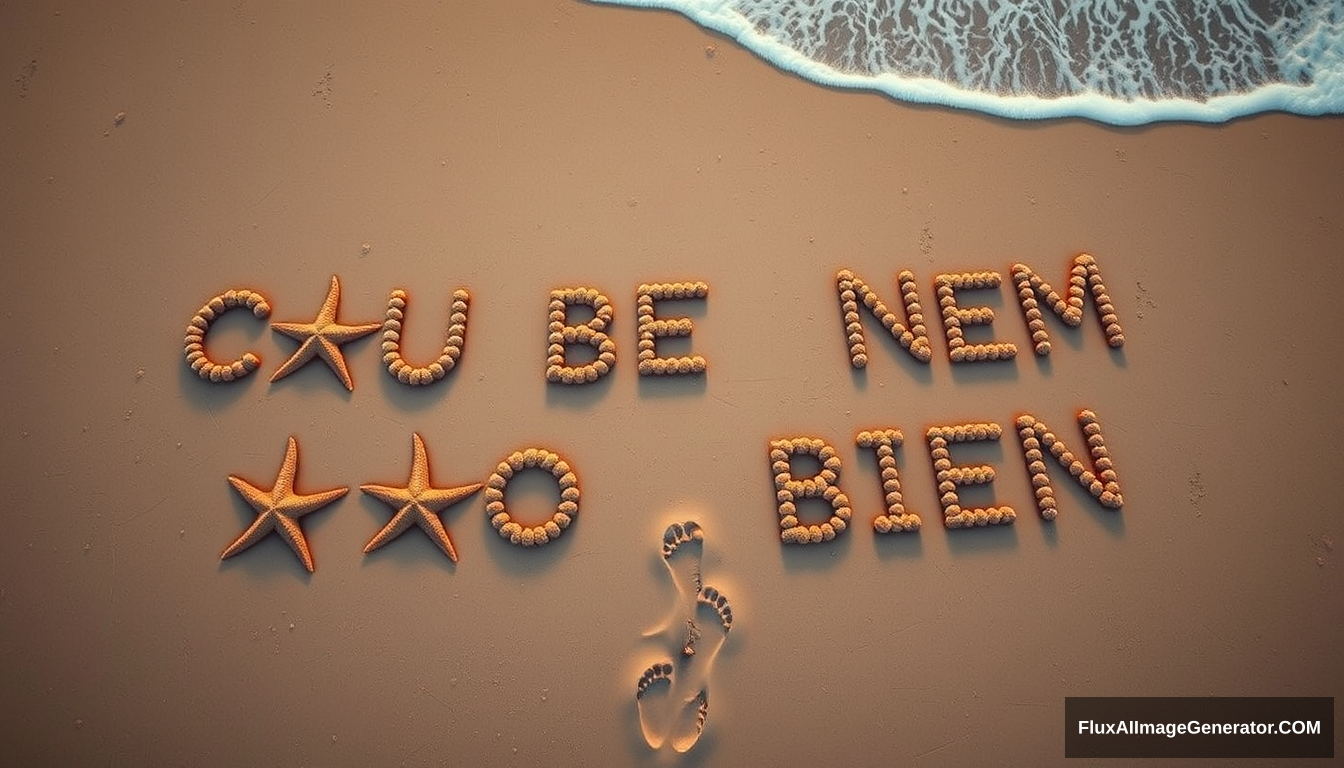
(662, 520, 704, 594)
(645, 520, 704, 648)
(669, 688, 709, 754)
(636, 521, 735, 753)
(635, 661, 675, 750)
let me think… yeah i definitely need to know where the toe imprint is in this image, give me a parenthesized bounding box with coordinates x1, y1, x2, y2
(661, 520, 704, 558)
(636, 661, 674, 699)
(698, 585, 734, 633)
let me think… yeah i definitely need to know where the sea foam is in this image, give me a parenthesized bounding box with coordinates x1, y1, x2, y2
(591, 0, 1344, 124)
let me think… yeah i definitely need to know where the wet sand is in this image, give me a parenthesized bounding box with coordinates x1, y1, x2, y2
(1, 1, 1342, 765)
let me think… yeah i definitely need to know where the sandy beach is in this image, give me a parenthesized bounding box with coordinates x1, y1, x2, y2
(2, 1, 1342, 765)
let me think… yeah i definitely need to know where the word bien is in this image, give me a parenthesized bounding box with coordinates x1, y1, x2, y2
(768, 409, 1123, 545)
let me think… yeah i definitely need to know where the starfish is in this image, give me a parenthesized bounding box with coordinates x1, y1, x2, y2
(222, 436, 348, 573)
(269, 275, 380, 390)
(360, 433, 483, 561)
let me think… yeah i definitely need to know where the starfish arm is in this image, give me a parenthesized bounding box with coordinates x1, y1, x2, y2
(360, 480, 418, 553)
(272, 514, 316, 573)
(315, 275, 342, 324)
(221, 511, 278, 561)
(362, 503, 417, 554)
(414, 508, 459, 562)
(360, 483, 414, 508)
(315, 337, 357, 391)
(279, 486, 349, 518)
(270, 321, 320, 341)
(408, 433, 431, 492)
(270, 437, 301, 494)
(415, 483, 483, 510)
(228, 475, 276, 512)
(322, 322, 382, 342)
(268, 337, 320, 383)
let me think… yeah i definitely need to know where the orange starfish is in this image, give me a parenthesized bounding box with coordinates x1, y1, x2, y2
(222, 436, 348, 572)
(269, 275, 380, 390)
(361, 433, 483, 561)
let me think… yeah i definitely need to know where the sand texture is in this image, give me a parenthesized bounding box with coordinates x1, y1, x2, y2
(1, 1, 1342, 766)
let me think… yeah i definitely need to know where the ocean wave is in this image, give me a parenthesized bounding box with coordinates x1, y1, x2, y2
(591, 0, 1344, 124)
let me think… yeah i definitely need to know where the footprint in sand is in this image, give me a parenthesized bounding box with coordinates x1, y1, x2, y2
(635, 520, 735, 753)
